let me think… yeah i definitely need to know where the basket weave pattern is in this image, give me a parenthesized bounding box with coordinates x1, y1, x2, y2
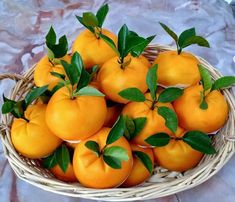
(0, 45, 235, 201)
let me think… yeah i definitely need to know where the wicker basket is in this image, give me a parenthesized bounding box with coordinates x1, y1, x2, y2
(0, 45, 235, 201)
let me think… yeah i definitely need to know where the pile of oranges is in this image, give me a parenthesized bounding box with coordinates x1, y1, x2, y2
(2, 4, 235, 189)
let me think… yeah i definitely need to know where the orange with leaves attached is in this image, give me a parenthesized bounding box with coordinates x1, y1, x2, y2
(153, 127, 204, 172)
(72, 29, 117, 68)
(11, 104, 62, 159)
(97, 24, 155, 104)
(154, 51, 200, 87)
(154, 23, 210, 88)
(73, 127, 133, 188)
(122, 92, 174, 147)
(72, 4, 117, 68)
(173, 85, 229, 133)
(46, 86, 107, 141)
(34, 26, 70, 91)
(98, 55, 149, 104)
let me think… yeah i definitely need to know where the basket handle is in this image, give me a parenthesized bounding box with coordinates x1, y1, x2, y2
(0, 73, 23, 82)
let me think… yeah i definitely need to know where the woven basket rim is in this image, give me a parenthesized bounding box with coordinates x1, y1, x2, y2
(1, 44, 235, 201)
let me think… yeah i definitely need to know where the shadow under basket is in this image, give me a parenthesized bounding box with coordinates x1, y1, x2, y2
(0, 45, 235, 201)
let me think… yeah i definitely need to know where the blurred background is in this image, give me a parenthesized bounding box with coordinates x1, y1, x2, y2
(0, 0, 234, 202)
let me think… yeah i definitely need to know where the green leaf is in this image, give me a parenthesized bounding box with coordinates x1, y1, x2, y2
(42, 152, 57, 169)
(180, 36, 210, 49)
(145, 133, 171, 147)
(56, 145, 70, 173)
(99, 33, 119, 56)
(158, 106, 178, 133)
(198, 64, 212, 91)
(85, 141, 100, 157)
(124, 116, 135, 140)
(77, 69, 91, 90)
(133, 151, 153, 173)
(119, 88, 146, 102)
(61, 61, 78, 86)
(25, 85, 48, 106)
(212, 76, 235, 90)
(76, 15, 95, 33)
(106, 115, 126, 145)
(46, 26, 56, 46)
(158, 87, 183, 103)
(71, 51, 83, 74)
(183, 131, 216, 154)
(75, 86, 104, 97)
(50, 71, 65, 80)
(96, 3, 109, 27)
(132, 117, 147, 139)
(2, 101, 15, 114)
(118, 24, 129, 58)
(46, 32, 68, 58)
(146, 64, 158, 101)
(178, 28, 196, 48)
(159, 22, 178, 45)
(12, 100, 26, 118)
(124, 36, 146, 57)
(2, 95, 16, 114)
(199, 91, 208, 110)
(129, 35, 156, 57)
(82, 12, 99, 27)
(103, 146, 129, 169)
(47, 48, 55, 60)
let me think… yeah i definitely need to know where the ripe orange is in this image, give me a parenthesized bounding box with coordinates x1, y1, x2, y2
(11, 104, 62, 159)
(139, 55, 151, 67)
(122, 92, 174, 147)
(103, 102, 123, 127)
(73, 127, 133, 188)
(153, 127, 203, 172)
(45, 86, 107, 141)
(173, 85, 229, 133)
(122, 144, 154, 187)
(50, 163, 77, 182)
(153, 51, 200, 88)
(34, 55, 70, 90)
(97, 55, 149, 103)
(72, 29, 117, 68)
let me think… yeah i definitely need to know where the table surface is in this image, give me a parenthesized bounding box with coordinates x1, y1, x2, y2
(0, 0, 235, 202)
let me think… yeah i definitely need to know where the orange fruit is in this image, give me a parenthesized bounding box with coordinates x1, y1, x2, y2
(153, 51, 200, 88)
(72, 29, 117, 68)
(50, 163, 77, 182)
(153, 127, 203, 172)
(73, 127, 133, 188)
(122, 92, 174, 147)
(97, 55, 149, 103)
(139, 55, 151, 67)
(11, 104, 62, 159)
(34, 55, 70, 91)
(45, 86, 107, 141)
(103, 102, 123, 127)
(173, 85, 229, 133)
(122, 144, 154, 187)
